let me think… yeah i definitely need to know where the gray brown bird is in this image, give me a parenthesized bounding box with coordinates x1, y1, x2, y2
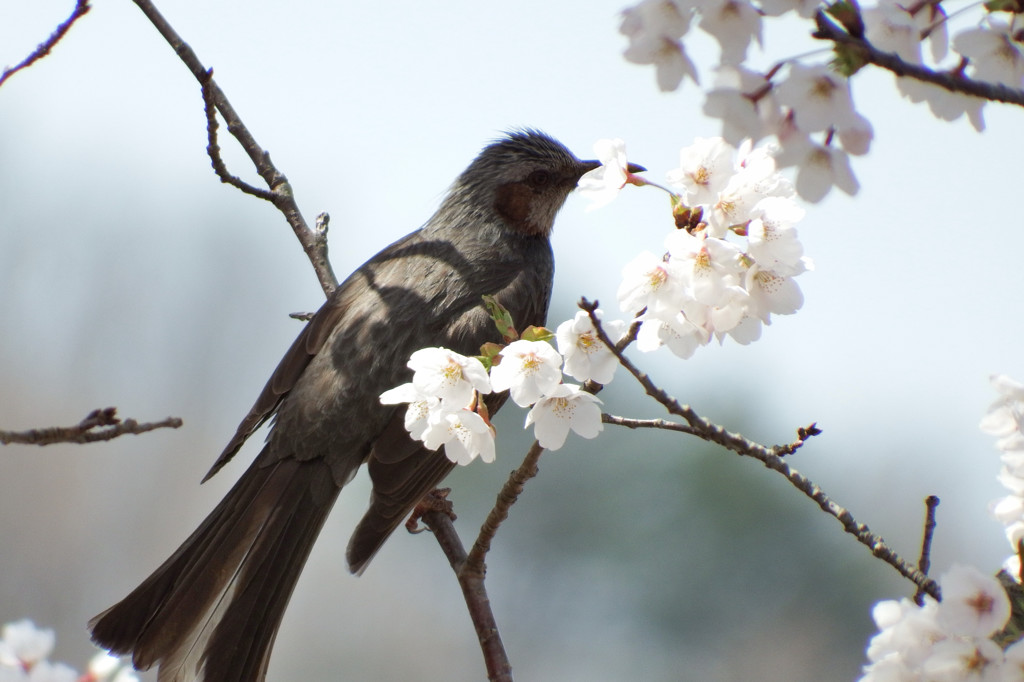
(89, 130, 633, 682)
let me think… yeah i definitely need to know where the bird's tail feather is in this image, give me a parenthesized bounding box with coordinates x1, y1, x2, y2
(89, 453, 339, 682)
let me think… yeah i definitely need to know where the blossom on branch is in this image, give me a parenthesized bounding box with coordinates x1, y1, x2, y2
(666, 136, 735, 206)
(703, 66, 781, 145)
(776, 137, 859, 202)
(953, 19, 1024, 89)
(420, 408, 496, 465)
(665, 229, 744, 306)
(556, 309, 627, 385)
(858, 567, 1013, 681)
(379, 382, 441, 441)
(693, 0, 762, 65)
(618, 250, 690, 317)
(0, 619, 138, 682)
(620, 0, 698, 91)
(981, 374, 1024, 572)
(407, 347, 491, 407)
(635, 310, 711, 358)
(578, 138, 634, 210)
(489, 339, 564, 407)
(525, 383, 604, 450)
(774, 63, 859, 134)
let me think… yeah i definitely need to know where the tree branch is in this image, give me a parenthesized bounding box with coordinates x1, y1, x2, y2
(812, 9, 1024, 108)
(580, 298, 940, 600)
(0, 0, 91, 88)
(420, 498, 512, 682)
(130, 0, 339, 296)
(467, 441, 546, 574)
(0, 407, 182, 446)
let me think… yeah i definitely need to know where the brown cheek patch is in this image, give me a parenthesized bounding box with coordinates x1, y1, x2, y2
(494, 182, 542, 235)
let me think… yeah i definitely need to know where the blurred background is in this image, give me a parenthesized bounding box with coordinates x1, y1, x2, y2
(1, 1, 1021, 680)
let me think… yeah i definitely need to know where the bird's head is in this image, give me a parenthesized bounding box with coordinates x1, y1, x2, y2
(443, 129, 640, 238)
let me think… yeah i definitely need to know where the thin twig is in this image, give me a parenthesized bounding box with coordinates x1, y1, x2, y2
(580, 298, 940, 600)
(914, 495, 940, 605)
(602, 414, 700, 436)
(200, 69, 274, 201)
(0, 407, 182, 446)
(602, 414, 819, 457)
(129, 0, 339, 295)
(467, 441, 546, 573)
(812, 9, 1024, 108)
(0, 0, 91, 88)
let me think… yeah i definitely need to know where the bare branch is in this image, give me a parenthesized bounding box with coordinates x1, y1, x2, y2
(467, 441, 546, 573)
(201, 69, 274, 201)
(602, 413, 700, 436)
(129, 0, 339, 296)
(603, 414, 821, 457)
(812, 9, 1024, 108)
(580, 297, 940, 600)
(418, 491, 512, 682)
(0, 0, 91, 88)
(0, 407, 182, 446)
(914, 495, 941, 605)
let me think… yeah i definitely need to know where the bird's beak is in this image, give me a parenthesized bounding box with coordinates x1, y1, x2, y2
(577, 160, 647, 175)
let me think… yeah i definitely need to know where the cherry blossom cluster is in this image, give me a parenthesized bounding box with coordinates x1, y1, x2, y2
(856, 378, 1024, 679)
(380, 312, 622, 463)
(618, 0, 1024, 201)
(861, 2, 1024, 130)
(580, 137, 811, 359)
(981, 374, 1024, 579)
(857, 565, 1019, 680)
(0, 619, 137, 682)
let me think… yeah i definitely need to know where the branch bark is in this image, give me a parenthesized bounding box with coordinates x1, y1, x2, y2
(812, 9, 1024, 109)
(130, 0, 339, 296)
(580, 298, 940, 600)
(0, 0, 91, 88)
(0, 408, 182, 446)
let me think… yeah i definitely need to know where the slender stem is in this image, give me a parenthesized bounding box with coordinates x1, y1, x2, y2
(0, 0, 91, 88)
(580, 298, 940, 599)
(0, 408, 182, 446)
(914, 496, 941, 605)
(130, 0, 338, 295)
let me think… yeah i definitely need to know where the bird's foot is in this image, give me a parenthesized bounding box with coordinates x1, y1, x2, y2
(405, 487, 456, 534)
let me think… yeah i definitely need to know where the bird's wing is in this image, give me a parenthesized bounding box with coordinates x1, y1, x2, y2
(202, 299, 350, 482)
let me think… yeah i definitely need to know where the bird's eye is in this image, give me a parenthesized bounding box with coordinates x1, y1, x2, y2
(526, 169, 551, 188)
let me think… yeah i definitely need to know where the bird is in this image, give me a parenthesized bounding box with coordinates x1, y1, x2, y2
(89, 130, 637, 682)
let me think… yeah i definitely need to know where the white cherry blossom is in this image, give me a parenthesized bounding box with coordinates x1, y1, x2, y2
(618, 250, 690, 316)
(525, 383, 604, 450)
(666, 136, 735, 206)
(420, 409, 496, 465)
(694, 0, 762, 65)
(620, 0, 698, 91)
(954, 19, 1024, 88)
(774, 63, 859, 134)
(555, 310, 626, 385)
(578, 138, 633, 210)
(665, 229, 744, 306)
(407, 347, 491, 407)
(489, 340, 564, 407)
(636, 311, 711, 358)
